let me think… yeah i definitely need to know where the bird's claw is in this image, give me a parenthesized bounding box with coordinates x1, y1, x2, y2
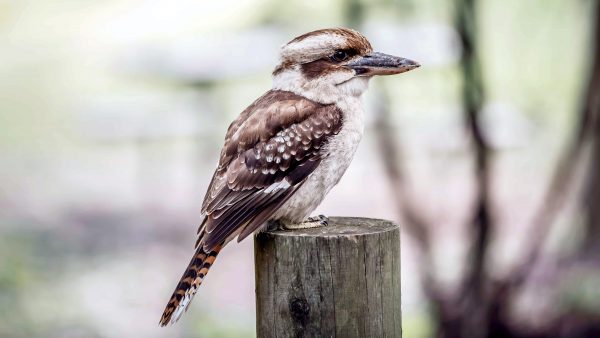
(268, 215, 329, 231)
(306, 214, 329, 226)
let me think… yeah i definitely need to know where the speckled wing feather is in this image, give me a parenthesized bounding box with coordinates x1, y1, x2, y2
(197, 90, 343, 250)
(159, 90, 342, 326)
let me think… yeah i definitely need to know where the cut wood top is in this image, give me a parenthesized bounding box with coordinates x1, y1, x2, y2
(262, 217, 399, 237)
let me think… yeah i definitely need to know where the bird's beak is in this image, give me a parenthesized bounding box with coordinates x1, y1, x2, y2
(346, 52, 420, 76)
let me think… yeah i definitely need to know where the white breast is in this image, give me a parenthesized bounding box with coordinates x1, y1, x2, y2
(272, 96, 365, 222)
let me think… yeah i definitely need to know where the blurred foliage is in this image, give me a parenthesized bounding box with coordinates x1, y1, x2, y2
(0, 0, 597, 337)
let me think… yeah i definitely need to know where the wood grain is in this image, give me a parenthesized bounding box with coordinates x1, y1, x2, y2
(254, 217, 401, 338)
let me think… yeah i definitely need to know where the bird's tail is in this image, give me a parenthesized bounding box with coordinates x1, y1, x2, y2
(159, 244, 222, 326)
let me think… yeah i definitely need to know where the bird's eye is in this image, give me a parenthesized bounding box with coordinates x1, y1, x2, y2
(331, 50, 349, 62)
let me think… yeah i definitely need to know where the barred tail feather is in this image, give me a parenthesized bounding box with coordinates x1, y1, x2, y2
(159, 245, 222, 326)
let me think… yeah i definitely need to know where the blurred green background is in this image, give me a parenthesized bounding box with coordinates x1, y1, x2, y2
(1, 0, 598, 337)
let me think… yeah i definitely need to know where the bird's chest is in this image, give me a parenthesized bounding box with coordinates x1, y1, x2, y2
(274, 98, 365, 221)
(313, 104, 364, 188)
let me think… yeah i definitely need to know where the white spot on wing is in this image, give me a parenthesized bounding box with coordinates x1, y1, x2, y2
(263, 179, 291, 193)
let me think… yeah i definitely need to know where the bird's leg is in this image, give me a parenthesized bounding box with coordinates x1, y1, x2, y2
(266, 219, 285, 232)
(282, 215, 329, 230)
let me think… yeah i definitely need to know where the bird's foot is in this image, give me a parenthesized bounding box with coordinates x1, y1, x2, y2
(285, 215, 329, 230)
(306, 215, 329, 226)
(267, 215, 329, 231)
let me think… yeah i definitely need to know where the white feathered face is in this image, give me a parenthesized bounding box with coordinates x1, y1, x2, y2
(273, 28, 419, 99)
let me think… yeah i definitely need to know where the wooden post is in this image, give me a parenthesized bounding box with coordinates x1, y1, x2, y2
(254, 217, 401, 338)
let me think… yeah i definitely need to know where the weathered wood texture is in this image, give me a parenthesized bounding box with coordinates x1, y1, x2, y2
(254, 217, 401, 338)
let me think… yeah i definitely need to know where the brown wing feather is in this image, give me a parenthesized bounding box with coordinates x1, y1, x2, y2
(161, 90, 343, 326)
(201, 90, 320, 211)
(236, 158, 322, 242)
(197, 90, 342, 251)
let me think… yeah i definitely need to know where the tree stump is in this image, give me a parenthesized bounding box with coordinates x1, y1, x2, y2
(254, 217, 401, 338)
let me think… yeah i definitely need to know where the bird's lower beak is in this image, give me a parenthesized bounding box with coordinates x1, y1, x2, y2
(346, 52, 420, 76)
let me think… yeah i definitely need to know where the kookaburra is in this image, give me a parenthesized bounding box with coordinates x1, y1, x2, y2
(159, 28, 419, 326)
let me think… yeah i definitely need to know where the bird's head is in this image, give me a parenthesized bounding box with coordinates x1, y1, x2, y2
(272, 28, 419, 103)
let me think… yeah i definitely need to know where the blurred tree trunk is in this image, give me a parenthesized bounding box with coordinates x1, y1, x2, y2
(584, 126, 600, 258)
(581, 0, 600, 259)
(435, 0, 494, 337)
(343, 0, 364, 29)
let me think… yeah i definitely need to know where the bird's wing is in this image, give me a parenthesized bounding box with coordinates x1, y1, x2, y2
(196, 90, 343, 251)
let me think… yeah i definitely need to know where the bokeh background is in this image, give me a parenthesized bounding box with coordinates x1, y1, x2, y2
(1, 0, 599, 337)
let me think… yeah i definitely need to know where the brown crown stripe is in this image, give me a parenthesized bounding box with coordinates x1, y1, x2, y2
(286, 28, 372, 54)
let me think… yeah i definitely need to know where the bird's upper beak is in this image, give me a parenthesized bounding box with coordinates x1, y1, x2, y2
(345, 52, 420, 76)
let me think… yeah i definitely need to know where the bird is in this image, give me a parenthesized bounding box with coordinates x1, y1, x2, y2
(159, 27, 419, 326)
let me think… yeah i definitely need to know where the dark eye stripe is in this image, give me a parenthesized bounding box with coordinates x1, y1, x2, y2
(331, 51, 348, 62)
(330, 48, 359, 63)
